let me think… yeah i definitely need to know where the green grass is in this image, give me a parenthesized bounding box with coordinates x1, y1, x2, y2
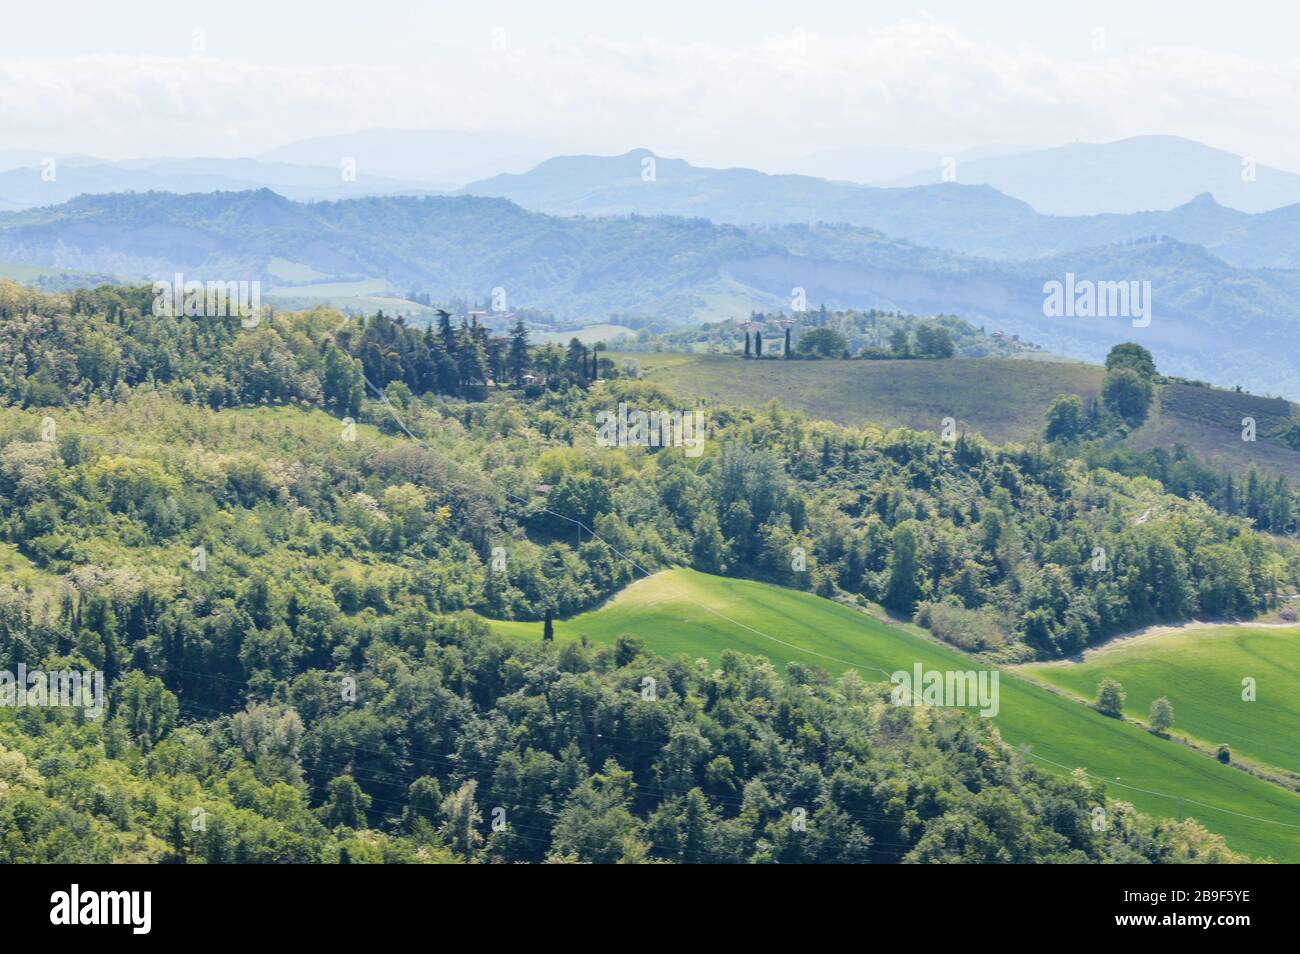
(619, 353, 1104, 443)
(1025, 627, 1300, 780)
(484, 568, 1300, 861)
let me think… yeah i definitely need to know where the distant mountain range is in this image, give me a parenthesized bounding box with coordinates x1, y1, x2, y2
(461, 147, 1300, 269)
(1, 189, 1298, 400)
(255, 129, 553, 188)
(0, 157, 444, 212)
(881, 136, 1300, 215)
(0, 129, 565, 212)
(7, 132, 1300, 221)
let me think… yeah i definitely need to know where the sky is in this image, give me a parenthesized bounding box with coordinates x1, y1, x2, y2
(2, 0, 1299, 171)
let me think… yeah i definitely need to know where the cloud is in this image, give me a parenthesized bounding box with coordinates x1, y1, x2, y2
(2, 15, 1297, 171)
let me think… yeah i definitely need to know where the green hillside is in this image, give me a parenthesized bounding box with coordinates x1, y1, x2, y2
(1026, 626, 1300, 781)
(622, 351, 1300, 479)
(484, 568, 1300, 862)
(621, 352, 1104, 443)
(1128, 382, 1300, 481)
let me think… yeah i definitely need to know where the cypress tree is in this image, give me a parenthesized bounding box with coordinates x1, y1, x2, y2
(508, 319, 529, 385)
(437, 309, 457, 357)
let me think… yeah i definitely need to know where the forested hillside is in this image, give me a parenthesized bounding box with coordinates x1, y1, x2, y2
(0, 282, 1292, 861)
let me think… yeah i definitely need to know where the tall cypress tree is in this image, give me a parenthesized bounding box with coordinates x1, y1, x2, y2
(784, 327, 792, 358)
(437, 309, 457, 357)
(755, 331, 763, 357)
(508, 319, 529, 385)
(744, 332, 751, 357)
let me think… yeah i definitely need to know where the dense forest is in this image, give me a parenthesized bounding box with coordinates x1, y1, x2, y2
(0, 281, 1291, 861)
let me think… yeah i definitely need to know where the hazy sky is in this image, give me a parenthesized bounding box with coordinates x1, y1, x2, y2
(3, 0, 1298, 170)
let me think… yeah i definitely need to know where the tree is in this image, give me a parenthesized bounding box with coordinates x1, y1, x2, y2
(754, 331, 763, 357)
(437, 309, 457, 356)
(1095, 678, 1126, 718)
(111, 671, 179, 752)
(796, 327, 848, 359)
(744, 331, 751, 358)
(455, 325, 488, 391)
(783, 326, 792, 358)
(1149, 696, 1174, 734)
(1105, 342, 1156, 379)
(914, 324, 955, 358)
(439, 780, 483, 855)
(1102, 367, 1152, 426)
(507, 319, 529, 385)
(543, 607, 554, 641)
(1044, 394, 1085, 442)
(322, 775, 371, 829)
(884, 521, 921, 613)
(565, 338, 588, 380)
(888, 328, 910, 356)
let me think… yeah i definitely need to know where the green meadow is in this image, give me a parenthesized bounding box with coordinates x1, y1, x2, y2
(1026, 627, 1300, 780)
(485, 568, 1300, 861)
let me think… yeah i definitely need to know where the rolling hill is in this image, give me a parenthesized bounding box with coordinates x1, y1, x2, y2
(3, 190, 1300, 399)
(1025, 625, 1300, 783)
(462, 148, 1300, 269)
(0, 157, 444, 211)
(621, 353, 1300, 479)
(621, 353, 1105, 445)
(483, 567, 1300, 861)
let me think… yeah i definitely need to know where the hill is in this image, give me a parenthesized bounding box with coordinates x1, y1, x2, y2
(1025, 625, 1300, 784)
(3, 191, 1300, 399)
(1, 284, 1295, 863)
(0, 158, 441, 210)
(462, 148, 1300, 268)
(483, 568, 1300, 861)
(622, 353, 1104, 445)
(620, 352, 1300, 480)
(257, 128, 551, 187)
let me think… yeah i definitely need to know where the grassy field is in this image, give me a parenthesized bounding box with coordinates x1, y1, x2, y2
(617, 352, 1300, 475)
(1128, 383, 1300, 480)
(1025, 627, 1300, 781)
(484, 568, 1300, 861)
(617, 353, 1105, 443)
